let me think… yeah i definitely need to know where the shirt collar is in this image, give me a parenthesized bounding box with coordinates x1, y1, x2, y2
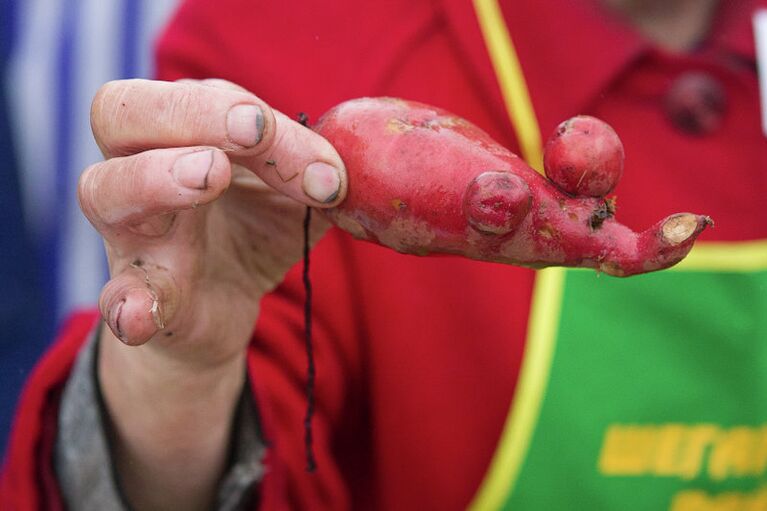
(440, 0, 765, 140)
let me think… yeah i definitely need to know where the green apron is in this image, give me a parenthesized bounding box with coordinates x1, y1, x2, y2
(504, 268, 767, 510)
(469, 2, 767, 508)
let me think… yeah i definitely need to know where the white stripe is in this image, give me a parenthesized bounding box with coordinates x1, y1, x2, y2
(7, 0, 63, 241)
(755, 9, 767, 138)
(139, 0, 182, 78)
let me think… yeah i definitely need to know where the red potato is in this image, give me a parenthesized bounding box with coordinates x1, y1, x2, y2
(314, 98, 712, 277)
(543, 115, 624, 197)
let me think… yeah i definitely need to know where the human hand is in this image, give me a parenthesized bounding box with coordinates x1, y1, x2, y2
(80, 78, 346, 369)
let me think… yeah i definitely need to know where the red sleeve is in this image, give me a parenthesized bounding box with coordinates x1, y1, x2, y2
(0, 311, 100, 511)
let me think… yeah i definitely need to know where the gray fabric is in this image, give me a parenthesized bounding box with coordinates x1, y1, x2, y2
(217, 388, 266, 511)
(55, 325, 266, 511)
(55, 326, 126, 511)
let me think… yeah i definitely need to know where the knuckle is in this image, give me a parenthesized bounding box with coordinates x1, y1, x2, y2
(77, 162, 102, 222)
(91, 80, 133, 155)
(265, 128, 288, 159)
(77, 154, 150, 227)
(120, 154, 151, 200)
(165, 84, 202, 126)
(156, 83, 223, 143)
(90, 80, 121, 132)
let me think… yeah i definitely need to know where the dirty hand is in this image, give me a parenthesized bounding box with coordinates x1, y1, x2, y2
(80, 78, 346, 368)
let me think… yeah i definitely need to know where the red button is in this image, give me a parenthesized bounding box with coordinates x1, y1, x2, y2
(664, 72, 727, 136)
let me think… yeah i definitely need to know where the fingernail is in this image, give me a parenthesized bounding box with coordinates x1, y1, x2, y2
(172, 150, 213, 190)
(302, 162, 341, 203)
(227, 104, 265, 147)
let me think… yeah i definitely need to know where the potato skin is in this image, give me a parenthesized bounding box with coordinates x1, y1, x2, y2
(543, 115, 624, 198)
(315, 98, 710, 276)
(314, 98, 541, 253)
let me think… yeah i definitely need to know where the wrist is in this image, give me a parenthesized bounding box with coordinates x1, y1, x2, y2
(97, 324, 248, 510)
(99, 323, 247, 394)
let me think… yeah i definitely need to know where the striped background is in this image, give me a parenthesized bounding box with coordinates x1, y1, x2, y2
(1, 0, 179, 457)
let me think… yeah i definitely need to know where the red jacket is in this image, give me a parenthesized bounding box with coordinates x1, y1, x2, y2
(3, 0, 766, 509)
